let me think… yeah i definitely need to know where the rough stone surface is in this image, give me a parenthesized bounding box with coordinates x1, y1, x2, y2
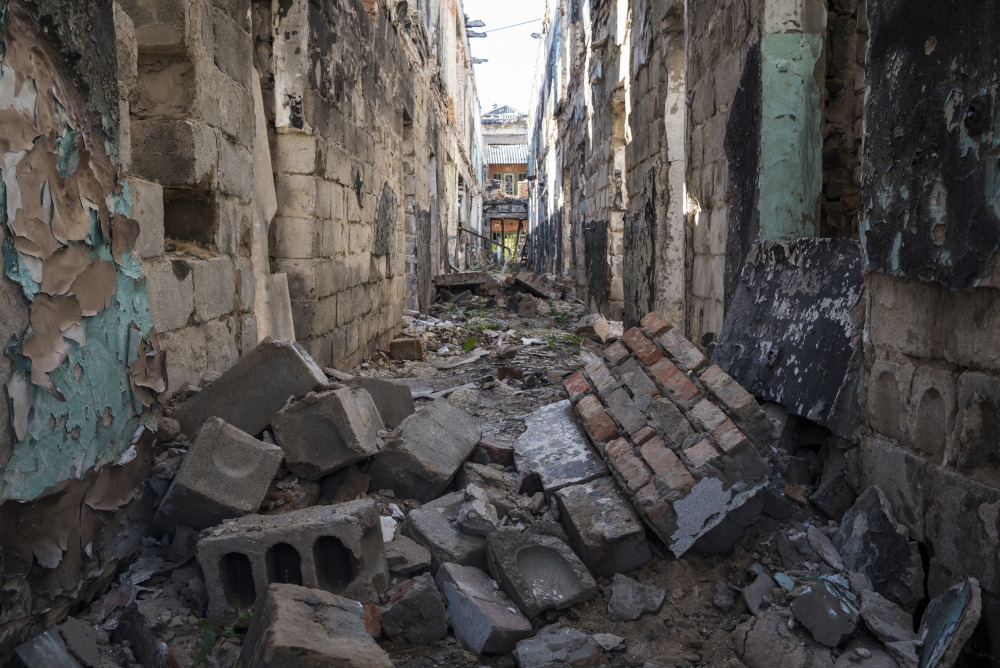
(368, 399, 481, 502)
(172, 339, 328, 437)
(236, 584, 392, 668)
(512, 626, 601, 668)
(832, 637, 901, 668)
(455, 462, 521, 516)
(272, 387, 384, 480)
(436, 563, 532, 655)
(734, 610, 835, 668)
(576, 314, 611, 343)
(514, 400, 608, 494)
(384, 535, 432, 576)
(859, 589, 915, 645)
(487, 530, 598, 618)
(789, 577, 861, 648)
(742, 573, 776, 616)
(156, 417, 283, 531)
(607, 574, 665, 621)
(379, 573, 449, 644)
(457, 485, 500, 537)
(402, 491, 488, 571)
(350, 377, 416, 429)
(555, 477, 651, 577)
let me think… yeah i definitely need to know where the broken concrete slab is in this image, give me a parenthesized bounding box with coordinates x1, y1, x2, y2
(379, 573, 450, 644)
(486, 530, 597, 618)
(455, 461, 521, 516)
(236, 583, 392, 668)
(436, 563, 532, 655)
(155, 417, 283, 532)
(790, 577, 861, 648)
(733, 610, 835, 668)
(271, 387, 384, 480)
(15, 629, 83, 668)
(807, 526, 844, 571)
(917, 577, 982, 668)
(457, 485, 500, 537)
(575, 313, 611, 343)
(512, 626, 601, 668)
(607, 574, 665, 622)
(402, 491, 488, 572)
(384, 535, 432, 576)
(367, 398, 482, 502)
(513, 400, 608, 495)
(172, 339, 329, 437)
(554, 476, 651, 577)
(349, 377, 416, 429)
(859, 589, 916, 645)
(58, 617, 101, 668)
(197, 499, 389, 622)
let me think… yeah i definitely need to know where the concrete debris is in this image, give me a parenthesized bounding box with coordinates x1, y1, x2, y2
(57, 617, 101, 668)
(172, 339, 329, 437)
(859, 589, 916, 645)
(555, 476, 651, 577)
(917, 577, 982, 668)
(457, 485, 500, 536)
(513, 399, 608, 494)
(368, 398, 482, 502)
(155, 417, 283, 531)
(885, 640, 920, 668)
(349, 377, 416, 428)
(272, 387, 384, 479)
(512, 626, 602, 668)
(593, 633, 624, 651)
(714, 580, 739, 612)
(196, 499, 389, 621)
(575, 313, 611, 343)
(15, 628, 84, 668)
(487, 530, 597, 618)
(319, 465, 371, 503)
(790, 577, 861, 648)
(402, 491, 488, 571)
(807, 525, 844, 571)
(436, 563, 532, 654)
(390, 337, 427, 361)
(237, 584, 392, 668)
(455, 461, 521, 516)
(155, 416, 181, 442)
(607, 573, 665, 622)
(381, 515, 398, 542)
(379, 573, 450, 644)
(733, 610, 835, 668)
(742, 572, 777, 616)
(833, 636, 900, 668)
(384, 535, 432, 576)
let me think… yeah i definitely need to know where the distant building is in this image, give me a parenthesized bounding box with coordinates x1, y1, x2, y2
(483, 105, 529, 197)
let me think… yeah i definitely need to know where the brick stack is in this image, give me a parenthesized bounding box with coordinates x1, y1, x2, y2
(564, 312, 772, 556)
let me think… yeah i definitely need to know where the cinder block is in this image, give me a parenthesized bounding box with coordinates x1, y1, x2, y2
(156, 417, 283, 531)
(867, 359, 915, 442)
(271, 387, 384, 480)
(908, 366, 957, 458)
(128, 177, 164, 258)
(954, 371, 1000, 473)
(197, 499, 389, 621)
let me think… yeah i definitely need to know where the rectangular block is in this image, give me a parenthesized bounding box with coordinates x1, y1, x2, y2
(606, 439, 652, 491)
(640, 438, 695, 494)
(659, 329, 708, 371)
(710, 418, 749, 454)
(604, 341, 631, 366)
(647, 397, 695, 446)
(514, 400, 608, 494)
(156, 417, 283, 532)
(700, 365, 761, 421)
(649, 359, 702, 403)
(584, 359, 618, 398)
(436, 563, 533, 654)
(563, 370, 592, 402)
(640, 312, 672, 337)
(129, 177, 164, 258)
(575, 395, 620, 443)
(402, 491, 488, 572)
(690, 399, 728, 432)
(622, 328, 664, 366)
(618, 358, 659, 398)
(607, 388, 648, 435)
(196, 499, 389, 622)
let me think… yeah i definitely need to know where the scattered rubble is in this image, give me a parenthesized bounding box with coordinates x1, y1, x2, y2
(380, 573, 450, 644)
(606, 574, 665, 622)
(436, 562, 532, 654)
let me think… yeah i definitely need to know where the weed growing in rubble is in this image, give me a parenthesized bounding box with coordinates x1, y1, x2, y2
(190, 607, 254, 667)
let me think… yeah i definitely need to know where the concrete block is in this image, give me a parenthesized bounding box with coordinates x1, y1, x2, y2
(349, 377, 415, 429)
(172, 339, 329, 437)
(486, 530, 597, 618)
(954, 371, 1000, 473)
(607, 573, 665, 621)
(606, 388, 648, 434)
(512, 627, 601, 668)
(156, 417, 283, 531)
(367, 399, 481, 502)
(131, 118, 218, 188)
(931, 467, 1000, 596)
(384, 535, 431, 576)
(436, 563, 532, 654)
(218, 138, 253, 201)
(389, 337, 426, 360)
(143, 257, 195, 332)
(129, 177, 164, 258)
(555, 477, 651, 577)
(380, 573, 449, 644)
(211, 7, 252, 88)
(272, 387, 384, 480)
(197, 499, 389, 621)
(514, 400, 608, 495)
(858, 437, 927, 542)
(191, 256, 236, 323)
(236, 584, 392, 668)
(402, 491, 488, 572)
(867, 359, 914, 442)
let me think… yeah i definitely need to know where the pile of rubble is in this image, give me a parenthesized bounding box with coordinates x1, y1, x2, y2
(13, 302, 987, 668)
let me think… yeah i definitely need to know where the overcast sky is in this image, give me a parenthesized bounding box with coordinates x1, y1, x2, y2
(463, 0, 543, 116)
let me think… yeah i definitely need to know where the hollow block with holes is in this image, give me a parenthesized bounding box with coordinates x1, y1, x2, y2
(196, 498, 389, 622)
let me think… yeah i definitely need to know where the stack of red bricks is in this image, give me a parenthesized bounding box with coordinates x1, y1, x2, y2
(564, 312, 772, 556)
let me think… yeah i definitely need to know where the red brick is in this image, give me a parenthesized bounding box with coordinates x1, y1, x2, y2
(576, 395, 619, 442)
(683, 439, 720, 469)
(689, 399, 728, 431)
(640, 312, 672, 337)
(640, 438, 695, 494)
(648, 359, 702, 402)
(699, 365, 760, 421)
(643, 498, 676, 533)
(621, 328, 664, 366)
(603, 341, 631, 366)
(563, 370, 591, 402)
(630, 425, 657, 446)
(606, 439, 652, 491)
(710, 418, 749, 454)
(658, 329, 708, 371)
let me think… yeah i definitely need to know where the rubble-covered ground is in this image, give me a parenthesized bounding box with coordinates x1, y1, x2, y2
(16, 276, 986, 668)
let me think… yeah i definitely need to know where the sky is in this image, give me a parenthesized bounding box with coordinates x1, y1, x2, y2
(463, 0, 544, 116)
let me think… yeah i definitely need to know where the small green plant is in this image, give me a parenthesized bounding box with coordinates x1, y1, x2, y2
(463, 336, 477, 353)
(190, 607, 254, 667)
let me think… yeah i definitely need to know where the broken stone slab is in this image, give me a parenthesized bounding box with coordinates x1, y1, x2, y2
(386, 376, 436, 398)
(457, 485, 500, 537)
(349, 377, 416, 429)
(916, 577, 982, 668)
(155, 417, 283, 532)
(384, 535, 432, 576)
(810, 469, 857, 520)
(554, 476, 651, 577)
(379, 573, 450, 644)
(197, 499, 389, 622)
(833, 636, 900, 668)
(436, 563, 532, 654)
(733, 609, 835, 668)
(455, 461, 521, 516)
(512, 626, 601, 668)
(789, 576, 860, 648)
(806, 526, 844, 571)
(390, 337, 427, 361)
(402, 491, 488, 572)
(575, 313, 611, 343)
(832, 487, 921, 608)
(367, 398, 482, 503)
(885, 640, 920, 668)
(859, 589, 916, 645)
(593, 633, 624, 651)
(271, 387, 384, 480)
(172, 339, 329, 437)
(58, 616, 101, 668)
(236, 584, 392, 668)
(15, 628, 84, 668)
(487, 529, 598, 618)
(742, 573, 777, 616)
(381, 516, 398, 542)
(607, 574, 665, 622)
(513, 399, 608, 495)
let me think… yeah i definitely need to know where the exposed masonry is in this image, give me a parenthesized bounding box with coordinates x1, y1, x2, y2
(564, 311, 770, 556)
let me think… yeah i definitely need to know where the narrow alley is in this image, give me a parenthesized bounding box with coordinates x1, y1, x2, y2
(0, 0, 997, 667)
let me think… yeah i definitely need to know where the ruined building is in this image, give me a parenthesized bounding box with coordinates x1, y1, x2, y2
(529, 0, 1000, 652)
